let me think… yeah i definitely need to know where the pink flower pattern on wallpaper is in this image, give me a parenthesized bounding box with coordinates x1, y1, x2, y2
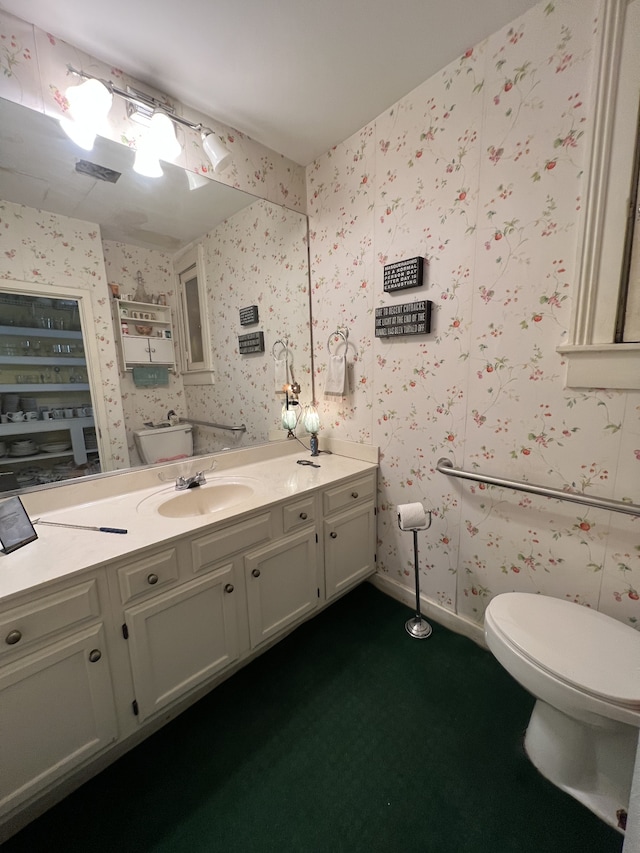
(186, 199, 311, 452)
(308, 0, 640, 629)
(101, 241, 185, 466)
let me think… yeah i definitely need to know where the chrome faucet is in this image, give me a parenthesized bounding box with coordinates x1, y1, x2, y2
(175, 471, 206, 491)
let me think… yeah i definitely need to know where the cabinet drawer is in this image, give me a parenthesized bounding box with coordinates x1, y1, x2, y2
(117, 548, 179, 604)
(0, 579, 101, 656)
(282, 496, 316, 534)
(192, 512, 272, 572)
(322, 473, 376, 515)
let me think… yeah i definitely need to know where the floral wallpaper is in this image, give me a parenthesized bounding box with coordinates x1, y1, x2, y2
(0, 9, 306, 214)
(0, 200, 129, 469)
(103, 199, 310, 461)
(186, 198, 311, 451)
(307, 0, 640, 630)
(101, 241, 185, 466)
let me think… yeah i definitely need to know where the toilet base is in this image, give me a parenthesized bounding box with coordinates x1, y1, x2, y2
(524, 698, 637, 834)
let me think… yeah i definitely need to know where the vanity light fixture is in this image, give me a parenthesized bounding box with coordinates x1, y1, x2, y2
(59, 77, 113, 151)
(303, 405, 321, 456)
(62, 66, 234, 176)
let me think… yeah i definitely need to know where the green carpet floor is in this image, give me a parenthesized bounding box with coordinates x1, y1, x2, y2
(4, 583, 623, 853)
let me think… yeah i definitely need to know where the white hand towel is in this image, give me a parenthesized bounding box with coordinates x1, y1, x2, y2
(324, 354, 347, 396)
(274, 356, 289, 394)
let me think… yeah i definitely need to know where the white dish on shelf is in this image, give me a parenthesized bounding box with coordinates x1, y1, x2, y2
(39, 442, 72, 453)
(9, 447, 37, 457)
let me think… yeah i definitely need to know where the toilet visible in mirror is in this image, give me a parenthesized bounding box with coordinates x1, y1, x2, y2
(133, 424, 193, 465)
(484, 592, 640, 833)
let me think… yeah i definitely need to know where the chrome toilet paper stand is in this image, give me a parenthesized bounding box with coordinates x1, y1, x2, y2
(397, 510, 433, 639)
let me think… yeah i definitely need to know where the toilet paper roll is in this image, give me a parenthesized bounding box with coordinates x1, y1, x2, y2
(397, 502, 428, 531)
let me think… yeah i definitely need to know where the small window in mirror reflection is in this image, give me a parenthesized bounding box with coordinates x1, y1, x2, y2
(182, 269, 205, 366)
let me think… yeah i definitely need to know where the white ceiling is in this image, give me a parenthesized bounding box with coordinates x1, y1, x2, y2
(0, 0, 541, 166)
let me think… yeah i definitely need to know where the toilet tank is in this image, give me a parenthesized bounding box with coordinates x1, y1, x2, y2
(133, 423, 193, 464)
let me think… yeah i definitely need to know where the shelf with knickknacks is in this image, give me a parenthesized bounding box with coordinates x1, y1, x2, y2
(112, 296, 176, 373)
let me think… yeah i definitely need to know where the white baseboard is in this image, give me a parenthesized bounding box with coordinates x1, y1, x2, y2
(369, 574, 487, 648)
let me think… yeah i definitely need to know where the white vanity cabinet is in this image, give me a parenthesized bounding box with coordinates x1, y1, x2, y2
(0, 574, 118, 817)
(322, 472, 377, 599)
(244, 529, 318, 648)
(0, 459, 377, 842)
(114, 544, 240, 723)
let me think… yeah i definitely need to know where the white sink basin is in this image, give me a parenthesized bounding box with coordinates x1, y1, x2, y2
(137, 477, 258, 518)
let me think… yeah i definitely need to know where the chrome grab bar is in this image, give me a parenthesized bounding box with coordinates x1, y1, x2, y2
(180, 418, 246, 433)
(436, 457, 640, 518)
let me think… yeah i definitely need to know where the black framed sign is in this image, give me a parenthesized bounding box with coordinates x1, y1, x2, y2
(239, 305, 259, 326)
(238, 331, 265, 354)
(383, 257, 426, 292)
(375, 300, 432, 337)
(0, 496, 38, 554)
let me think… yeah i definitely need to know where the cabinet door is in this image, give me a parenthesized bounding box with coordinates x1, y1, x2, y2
(245, 529, 318, 649)
(324, 503, 376, 600)
(0, 624, 117, 817)
(122, 336, 151, 364)
(147, 337, 174, 365)
(124, 567, 238, 722)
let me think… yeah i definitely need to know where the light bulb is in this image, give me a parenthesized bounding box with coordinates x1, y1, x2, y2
(303, 405, 320, 435)
(202, 132, 233, 173)
(281, 406, 297, 431)
(59, 117, 96, 151)
(60, 78, 113, 151)
(147, 111, 181, 161)
(133, 148, 163, 178)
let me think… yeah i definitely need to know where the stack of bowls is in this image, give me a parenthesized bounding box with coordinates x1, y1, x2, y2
(20, 396, 38, 412)
(2, 394, 19, 414)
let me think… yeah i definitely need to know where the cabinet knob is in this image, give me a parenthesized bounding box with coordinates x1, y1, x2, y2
(147, 573, 159, 585)
(330, 531, 338, 539)
(251, 568, 261, 578)
(351, 491, 359, 499)
(299, 512, 308, 520)
(88, 648, 102, 663)
(224, 583, 235, 594)
(5, 629, 22, 646)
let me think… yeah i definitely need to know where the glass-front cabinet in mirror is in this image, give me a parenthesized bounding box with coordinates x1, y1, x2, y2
(0, 293, 100, 490)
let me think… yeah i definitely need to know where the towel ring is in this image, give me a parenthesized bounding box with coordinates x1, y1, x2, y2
(272, 339, 288, 360)
(326, 328, 349, 355)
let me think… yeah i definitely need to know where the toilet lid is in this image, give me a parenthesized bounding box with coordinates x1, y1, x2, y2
(487, 593, 640, 708)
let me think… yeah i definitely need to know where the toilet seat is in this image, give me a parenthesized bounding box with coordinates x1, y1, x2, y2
(486, 593, 640, 710)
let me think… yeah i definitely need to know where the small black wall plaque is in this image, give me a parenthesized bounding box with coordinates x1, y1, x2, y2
(239, 305, 259, 326)
(374, 300, 432, 337)
(383, 257, 426, 292)
(238, 331, 265, 354)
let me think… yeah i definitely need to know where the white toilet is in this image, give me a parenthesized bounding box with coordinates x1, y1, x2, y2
(133, 423, 193, 464)
(484, 592, 640, 833)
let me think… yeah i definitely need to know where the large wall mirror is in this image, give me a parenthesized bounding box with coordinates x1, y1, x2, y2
(0, 97, 313, 494)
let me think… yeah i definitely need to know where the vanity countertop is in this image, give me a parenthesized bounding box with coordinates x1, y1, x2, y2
(0, 442, 377, 603)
